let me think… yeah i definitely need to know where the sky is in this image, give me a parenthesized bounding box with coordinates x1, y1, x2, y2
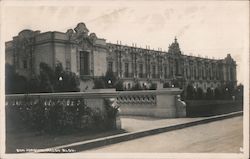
(1, 0, 249, 84)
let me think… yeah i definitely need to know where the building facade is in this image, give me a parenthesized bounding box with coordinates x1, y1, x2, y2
(5, 22, 237, 91)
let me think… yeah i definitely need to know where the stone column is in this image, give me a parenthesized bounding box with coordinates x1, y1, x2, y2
(154, 88, 184, 118)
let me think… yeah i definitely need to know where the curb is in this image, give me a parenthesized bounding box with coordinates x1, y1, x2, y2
(50, 111, 243, 152)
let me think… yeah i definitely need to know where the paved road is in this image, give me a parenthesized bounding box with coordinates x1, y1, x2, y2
(85, 116, 243, 153)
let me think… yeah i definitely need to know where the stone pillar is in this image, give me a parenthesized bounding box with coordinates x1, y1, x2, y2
(154, 88, 185, 118)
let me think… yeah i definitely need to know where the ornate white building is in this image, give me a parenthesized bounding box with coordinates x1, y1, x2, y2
(5, 23, 237, 91)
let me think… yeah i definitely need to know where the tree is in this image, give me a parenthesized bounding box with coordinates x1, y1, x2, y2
(93, 70, 118, 89)
(39, 63, 54, 92)
(186, 84, 195, 100)
(196, 87, 204, 100)
(6, 62, 80, 94)
(53, 63, 80, 92)
(206, 87, 214, 100)
(149, 83, 157, 90)
(28, 76, 41, 93)
(93, 78, 105, 89)
(5, 64, 28, 94)
(235, 84, 243, 100)
(132, 81, 142, 91)
(214, 87, 222, 100)
(163, 82, 170, 88)
(103, 70, 117, 88)
(115, 80, 124, 91)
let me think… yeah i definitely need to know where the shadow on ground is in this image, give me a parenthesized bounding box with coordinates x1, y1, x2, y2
(6, 125, 127, 153)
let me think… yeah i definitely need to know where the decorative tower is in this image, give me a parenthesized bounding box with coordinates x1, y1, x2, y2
(168, 37, 181, 54)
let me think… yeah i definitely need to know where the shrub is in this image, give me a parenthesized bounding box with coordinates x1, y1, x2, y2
(186, 84, 195, 100)
(163, 82, 170, 88)
(93, 78, 106, 89)
(103, 70, 117, 88)
(196, 87, 204, 100)
(5, 63, 80, 94)
(115, 80, 124, 91)
(132, 81, 142, 91)
(5, 64, 28, 94)
(214, 87, 222, 100)
(6, 96, 119, 134)
(149, 83, 157, 90)
(205, 88, 214, 100)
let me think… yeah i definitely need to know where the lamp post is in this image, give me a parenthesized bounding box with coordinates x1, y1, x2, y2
(59, 76, 63, 92)
(108, 79, 112, 88)
(211, 87, 214, 99)
(225, 87, 229, 99)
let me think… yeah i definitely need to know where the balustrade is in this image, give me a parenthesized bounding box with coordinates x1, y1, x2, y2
(6, 88, 186, 120)
(116, 88, 185, 118)
(117, 94, 156, 105)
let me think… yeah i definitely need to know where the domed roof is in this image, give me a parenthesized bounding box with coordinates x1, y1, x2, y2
(168, 37, 181, 54)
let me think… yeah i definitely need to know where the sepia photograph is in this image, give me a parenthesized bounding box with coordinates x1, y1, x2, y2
(0, 0, 249, 159)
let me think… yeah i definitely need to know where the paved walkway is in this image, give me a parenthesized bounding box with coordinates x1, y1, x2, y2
(120, 115, 205, 132)
(41, 112, 242, 153)
(85, 116, 243, 153)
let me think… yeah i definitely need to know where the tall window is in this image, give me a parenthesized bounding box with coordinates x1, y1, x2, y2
(108, 61, 113, 72)
(164, 66, 168, 78)
(159, 66, 162, 77)
(230, 67, 234, 81)
(80, 51, 89, 75)
(175, 59, 179, 75)
(194, 66, 197, 79)
(198, 62, 201, 78)
(189, 61, 193, 79)
(152, 65, 156, 78)
(139, 64, 143, 78)
(23, 60, 27, 69)
(66, 61, 71, 71)
(125, 63, 129, 77)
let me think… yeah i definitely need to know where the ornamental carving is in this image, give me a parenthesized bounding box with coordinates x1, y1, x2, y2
(66, 23, 94, 47)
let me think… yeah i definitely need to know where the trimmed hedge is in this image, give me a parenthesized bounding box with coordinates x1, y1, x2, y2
(186, 100, 243, 117)
(6, 96, 119, 134)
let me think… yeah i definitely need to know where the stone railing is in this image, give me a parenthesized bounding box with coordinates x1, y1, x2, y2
(117, 93, 156, 105)
(116, 88, 186, 118)
(6, 89, 118, 113)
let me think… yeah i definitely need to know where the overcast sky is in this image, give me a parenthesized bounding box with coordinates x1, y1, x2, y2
(1, 1, 249, 83)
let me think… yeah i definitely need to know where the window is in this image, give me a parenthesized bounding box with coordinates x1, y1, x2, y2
(108, 61, 113, 72)
(164, 66, 168, 78)
(190, 62, 193, 78)
(80, 51, 89, 75)
(23, 60, 27, 69)
(230, 67, 234, 81)
(66, 61, 71, 71)
(139, 64, 143, 78)
(125, 63, 129, 77)
(159, 66, 162, 77)
(175, 59, 179, 75)
(128, 83, 131, 89)
(194, 67, 197, 79)
(152, 65, 156, 78)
